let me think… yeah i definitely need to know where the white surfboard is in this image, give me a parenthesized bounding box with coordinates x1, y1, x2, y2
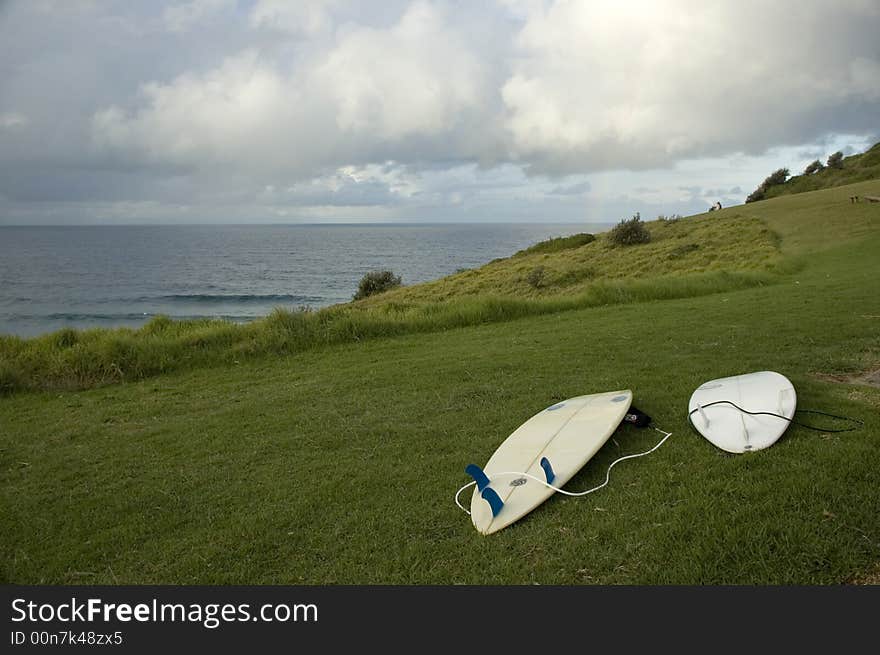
(468, 390, 633, 535)
(688, 371, 796, 453)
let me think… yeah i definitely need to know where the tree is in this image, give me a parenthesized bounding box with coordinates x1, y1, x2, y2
(353, 270, 401, 300)
(765, 168, 790, 186)
(745, 168, 789, 203)
(745, 188, 765, 203)
(804, 159, 824, 175)
(827, 151, 844, 169)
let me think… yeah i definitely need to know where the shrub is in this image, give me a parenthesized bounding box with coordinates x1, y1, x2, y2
(609, 214, 651, 246)
(746, 168, 789, 203)
(526, 266, 546, 288)
(827, 151, 844, 169)
(658, 214, 682, 224)
(745, 188, 765, 203)
(804, 159, 824, 175)
(353, 270, 402, 300)
(765, 168, 790, 186)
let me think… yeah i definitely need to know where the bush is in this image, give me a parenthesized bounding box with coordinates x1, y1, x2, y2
(526, 266, 546, 288)
(609, 214, 651, 246)
(353, 270, 402, 300)
(827, 151, 844, 169)
(804, 159, 824, 175)
(745, 188, 765, 203)
(746, 168, 790, 203)
(765, 168, 790, 186)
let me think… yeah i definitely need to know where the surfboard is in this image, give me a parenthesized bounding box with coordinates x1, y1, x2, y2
(688, 371, 796, 453)
(467, 390, 633, 535)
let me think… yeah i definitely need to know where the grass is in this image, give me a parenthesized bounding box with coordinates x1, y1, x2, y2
(762, 141, 880, 200)
(1, 179, 879, 584)
(358, 212, 785, 303)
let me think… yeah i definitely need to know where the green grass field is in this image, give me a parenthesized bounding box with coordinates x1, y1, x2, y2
(1, 180, 879, 584)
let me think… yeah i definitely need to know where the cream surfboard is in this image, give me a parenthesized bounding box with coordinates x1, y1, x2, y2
(688, 371, 796, 453)
(467, 390, 633, 535)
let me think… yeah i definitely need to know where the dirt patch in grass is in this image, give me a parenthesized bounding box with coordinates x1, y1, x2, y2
(813, 368, 880, 389)
(849, 562, 880, 585)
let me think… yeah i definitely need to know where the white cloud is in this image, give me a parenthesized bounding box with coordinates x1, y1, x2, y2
(316, 2, 490, 139)
(501, 0, 880, 173)
(249, 0, 341, 36)
(163, 0, 235, 33)
(0, 112, 28, 129)
(91, 0, 880, 186)
(91, 2, 501, 180)
(92, 50, 299, 170)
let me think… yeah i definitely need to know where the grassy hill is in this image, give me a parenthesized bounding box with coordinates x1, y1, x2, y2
(762, 141, 880, 200)
(355, 213, 783, 304)
(1, 179, 879, 584)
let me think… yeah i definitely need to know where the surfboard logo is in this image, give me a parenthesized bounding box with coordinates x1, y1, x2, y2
(510, 477, 528, 487)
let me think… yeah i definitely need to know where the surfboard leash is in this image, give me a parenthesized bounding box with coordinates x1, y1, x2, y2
(687, 400, 864, 434)
(454, 426, 673, 516)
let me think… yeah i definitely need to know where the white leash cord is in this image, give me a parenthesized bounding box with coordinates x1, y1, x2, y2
(454, 427, 673, 515)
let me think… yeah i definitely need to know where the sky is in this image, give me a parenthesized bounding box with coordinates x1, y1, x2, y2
(0, 0, 878, 225)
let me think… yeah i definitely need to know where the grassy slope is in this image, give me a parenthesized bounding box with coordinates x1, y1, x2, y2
(1, 180, 879, 584)
(356, 212, 783, 303)
(762, 141, 880, 200)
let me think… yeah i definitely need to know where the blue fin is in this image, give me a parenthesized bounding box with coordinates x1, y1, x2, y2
(465, 464, 490, 491)
(481, 487, 504, 517)
(540, 457, 556, 485)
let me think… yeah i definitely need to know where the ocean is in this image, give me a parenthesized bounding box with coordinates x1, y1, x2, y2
(0, 223, 611, 337)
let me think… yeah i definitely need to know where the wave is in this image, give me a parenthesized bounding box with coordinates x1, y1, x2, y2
(149, 293, 324, 304)
(5, 312, 259, 323)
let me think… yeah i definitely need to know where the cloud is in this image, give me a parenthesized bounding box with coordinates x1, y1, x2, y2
(90, 1, 504, 183)
(163, 0, 235, 33)
(249, 0, 341, 36)
(501, 0, 880, 174)
(92, 50, 297, 171)
(0, 112, 28, 129)
(87, 0, 880, 186)
(1, 0, 879, 222)
(548, 180, 591, 195)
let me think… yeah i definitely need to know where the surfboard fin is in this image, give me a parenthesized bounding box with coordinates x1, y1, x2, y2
(465, 464, 491, 492)
(540, 457, 556, 485)
(481, 487, 504, 517)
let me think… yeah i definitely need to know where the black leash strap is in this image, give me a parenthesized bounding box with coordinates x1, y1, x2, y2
(687, 400, 863, 433)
